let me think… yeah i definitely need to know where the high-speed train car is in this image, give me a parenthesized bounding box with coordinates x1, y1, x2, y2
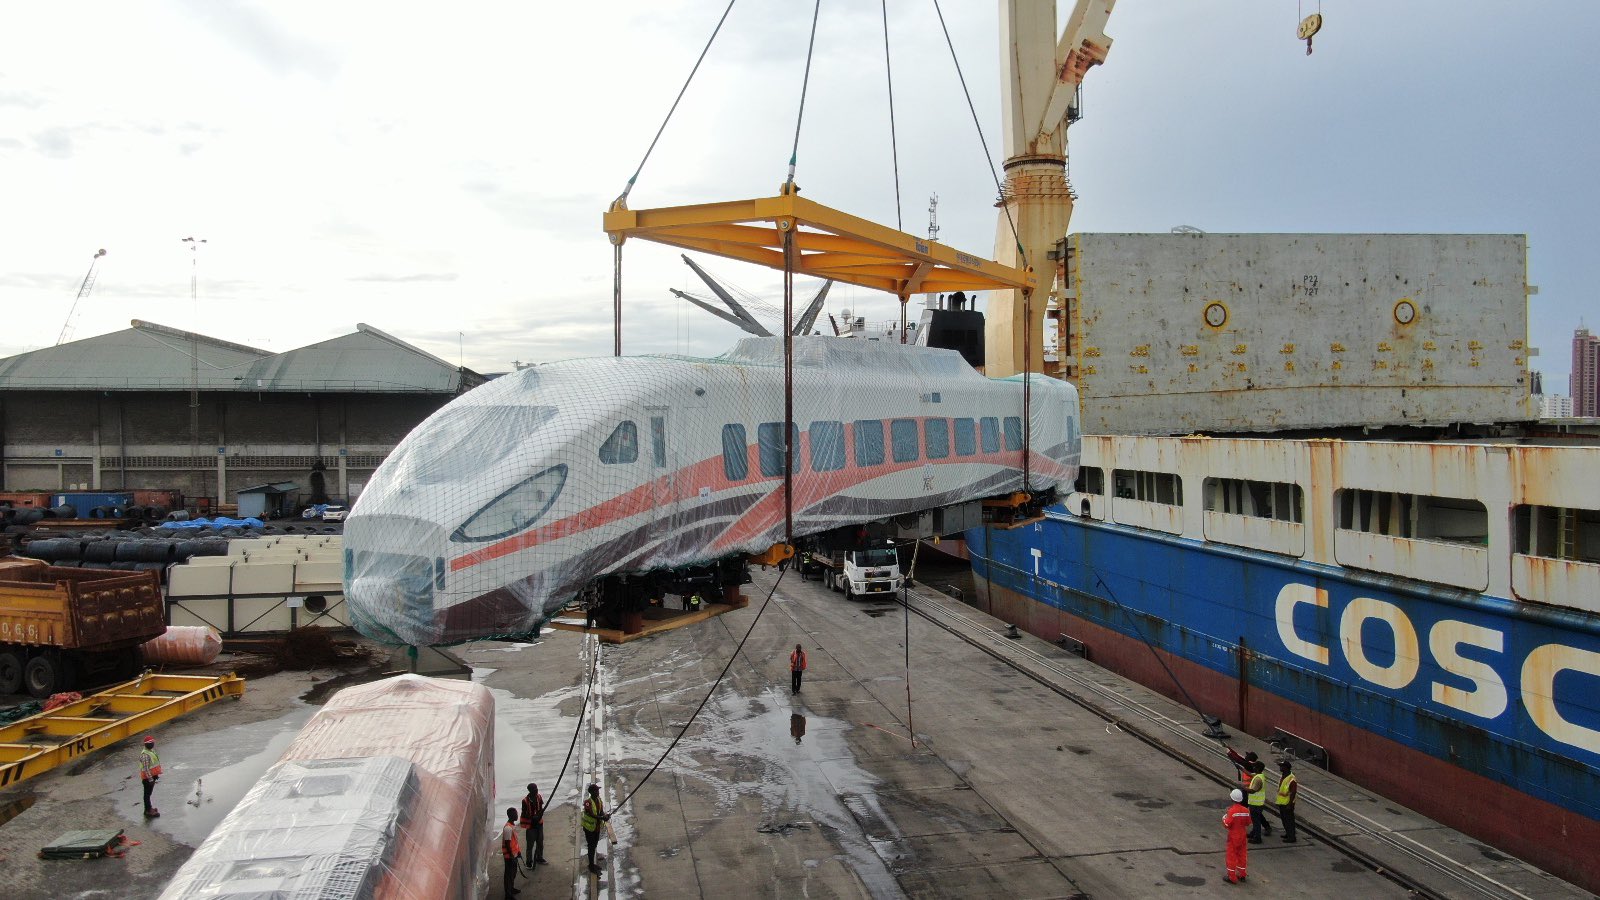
(345, 337, 1079, 645)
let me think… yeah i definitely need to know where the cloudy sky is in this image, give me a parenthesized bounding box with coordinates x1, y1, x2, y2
(2, 1, 1595, 387)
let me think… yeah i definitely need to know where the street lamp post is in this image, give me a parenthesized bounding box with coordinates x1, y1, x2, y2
(183, 237, 207, 504)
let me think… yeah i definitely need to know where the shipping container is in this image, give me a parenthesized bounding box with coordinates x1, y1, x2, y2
(0, 492, 53, 509)
(51, 491, 133, 512)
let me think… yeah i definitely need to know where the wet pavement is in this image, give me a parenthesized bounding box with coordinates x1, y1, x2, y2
(473, 566, 1577, 899)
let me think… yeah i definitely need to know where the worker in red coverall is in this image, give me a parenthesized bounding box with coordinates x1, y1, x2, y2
(1223, 788, 1252, 884)
(790, 644, 807, 694)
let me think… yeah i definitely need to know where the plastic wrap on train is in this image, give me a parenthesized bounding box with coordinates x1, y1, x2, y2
(158, 674, 495, 900)
(344, 337, 1080, 645)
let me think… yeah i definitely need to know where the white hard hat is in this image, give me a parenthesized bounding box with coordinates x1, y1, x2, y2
(1230, 789, 1244, 803)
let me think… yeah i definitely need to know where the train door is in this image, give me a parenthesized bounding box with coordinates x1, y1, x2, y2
(647, 407, 678, 543)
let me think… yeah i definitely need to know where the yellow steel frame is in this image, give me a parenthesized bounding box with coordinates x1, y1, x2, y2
(0, 672, 245, 789)
(605, 193, 1034, 298)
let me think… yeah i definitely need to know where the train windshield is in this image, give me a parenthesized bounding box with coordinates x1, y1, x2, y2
(855, 548, 899, 567)
(379, 405, 559, 487)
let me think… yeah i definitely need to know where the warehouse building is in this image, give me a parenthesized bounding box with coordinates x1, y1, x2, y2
(0, 320, 484, 509)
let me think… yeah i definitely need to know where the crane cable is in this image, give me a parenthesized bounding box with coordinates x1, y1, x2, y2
(518, 626, 599, 874)
(612, 564, 792, 813)
(783, 0, 824, 191)
(614, 0, 739, 210)
(899, 538, 921, 747)
(881, 0, 903, 231)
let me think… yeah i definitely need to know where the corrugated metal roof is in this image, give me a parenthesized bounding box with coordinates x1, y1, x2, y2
(237, 482, 299, 493)
(0, 321, 481, 394)
(236, 324, 470, 393)
(0, 320, 267, 391)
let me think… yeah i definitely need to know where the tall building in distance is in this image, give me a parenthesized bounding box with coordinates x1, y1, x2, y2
(1573, 326, 1600, 417)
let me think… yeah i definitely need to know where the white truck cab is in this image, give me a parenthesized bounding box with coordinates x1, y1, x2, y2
(812, 545, 902, 600)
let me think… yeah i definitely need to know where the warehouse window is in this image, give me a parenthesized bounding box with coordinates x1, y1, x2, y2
(1113, 469, 1182, 506)
(599, 421, 638, 465)
(758, 422, 800, 477)
(853, 420, 885, 467)
(809, 421, 846, 472)
(1205, 478, 1303, 523)
(953, 418, 977, 457)
(1514, 505, 1600, 563)
(924, 418, 950, 459)
(1337, 489, 1486, 544)
(721, 425, 748, 481)
(890, 419, 920, 463)
(980, 417, 1000, 453)
(1003, 416, 1024, 452)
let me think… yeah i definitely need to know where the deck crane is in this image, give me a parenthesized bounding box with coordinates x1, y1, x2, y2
(985, 0, 1114, 379)
(56, 248, 107, 345)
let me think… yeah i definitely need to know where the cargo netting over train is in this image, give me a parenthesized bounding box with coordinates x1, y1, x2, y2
(343, 337, 1079, 646)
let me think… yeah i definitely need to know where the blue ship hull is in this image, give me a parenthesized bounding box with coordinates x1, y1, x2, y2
(968, 510, 1600, 890)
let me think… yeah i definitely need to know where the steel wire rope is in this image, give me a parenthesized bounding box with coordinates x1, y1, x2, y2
(612, 564, 792, 812)
(881, 0, 903, 231)
(518, 632, 599, 873)
(783, 0, 824, 190)
(613, 0, 739, 210)
(899, 538, 921, 747)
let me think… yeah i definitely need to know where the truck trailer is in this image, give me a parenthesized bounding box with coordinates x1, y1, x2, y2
(0, 557, 166, 697)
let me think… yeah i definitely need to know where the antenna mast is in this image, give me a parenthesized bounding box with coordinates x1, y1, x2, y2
(927, 193, 940, 242)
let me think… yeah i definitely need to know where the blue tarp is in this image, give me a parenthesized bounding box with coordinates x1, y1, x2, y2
(156, 516, 264, 530)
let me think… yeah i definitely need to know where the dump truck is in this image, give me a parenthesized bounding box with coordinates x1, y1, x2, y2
(0, 557, 166, 697)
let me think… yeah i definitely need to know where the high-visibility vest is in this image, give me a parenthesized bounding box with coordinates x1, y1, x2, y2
(140, 748, 161, 781)
(1247, 772, 1267, 807)
(521, 791, 544, 826)
(501, 822, 520, 858)
(790, 651, 806, 672)
(582, 796, 602, 832)
(1276, 773, 1298, 805)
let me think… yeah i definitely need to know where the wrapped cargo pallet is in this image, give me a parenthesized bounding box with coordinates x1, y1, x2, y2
(159, 674, 495, 900)
(139, 625, 222, 666)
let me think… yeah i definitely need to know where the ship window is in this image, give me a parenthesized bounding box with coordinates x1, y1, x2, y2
(721, 424, 748, 482)
(890, 419, 920, 463)
(650, 416, 667, 467)
(1075, 467, 1104, 495)
(1513, 504, 1600, 563)
(924, 418, 950, 459)
(1204, 478, 1302, 523)
(853, 420, 884, 467)
(1113, 469, 1182, 506)
(809, 421, 846, 472)
(980, 417, 1000, 453)
(1337, 489, 1486, 544)
(599, 421, 638, 465)
(758, 422, 800, 477)
(953, 418, 977, 456)
(1003, 416, 1024, 452)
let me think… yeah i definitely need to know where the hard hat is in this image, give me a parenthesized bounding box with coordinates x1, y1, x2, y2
(144, 735, 156, 744)
(1230, 789, 1244, 803)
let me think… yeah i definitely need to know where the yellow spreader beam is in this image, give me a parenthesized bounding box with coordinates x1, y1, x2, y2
(604, 192, 1034, 298)
(0, 672, 245, 789)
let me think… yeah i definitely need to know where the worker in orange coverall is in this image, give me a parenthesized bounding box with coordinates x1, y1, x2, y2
(1223, 787, 1252, 884)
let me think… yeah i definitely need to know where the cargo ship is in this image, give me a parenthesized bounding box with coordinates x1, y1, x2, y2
(962, 4, 1600, 891)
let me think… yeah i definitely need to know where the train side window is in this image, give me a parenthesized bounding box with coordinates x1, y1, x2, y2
(721, 424, 748, 481)
(924, 418, 950, 459)
(980, 417, 1000, 453)
(650, 416, 667, 467)
(890, 419, 920, 463)
(853, 420, 885, 467)
(953, 418, 977, 456)
(758, 422, 800, 477)
(1003, 416, 1024, 452)
(810, 421, 845, 472)
(599, 421, 638, 464)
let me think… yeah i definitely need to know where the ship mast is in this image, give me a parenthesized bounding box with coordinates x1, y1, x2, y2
(987, 0, 1114, 379)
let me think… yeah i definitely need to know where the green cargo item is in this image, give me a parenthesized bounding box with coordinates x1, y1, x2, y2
(39, 829, 125, 859)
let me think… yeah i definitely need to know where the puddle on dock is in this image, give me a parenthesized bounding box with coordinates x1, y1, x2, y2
(118, 705, 314, 845)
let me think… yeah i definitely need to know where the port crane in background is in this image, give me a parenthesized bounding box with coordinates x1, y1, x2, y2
(55, 248, 107, 345)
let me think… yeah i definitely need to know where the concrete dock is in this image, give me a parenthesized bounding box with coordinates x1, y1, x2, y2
(0, 566, 1586, 898)
(474, 568, 1586, 899)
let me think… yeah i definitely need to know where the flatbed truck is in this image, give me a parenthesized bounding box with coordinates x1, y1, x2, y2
(799, 545, 903, 600)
